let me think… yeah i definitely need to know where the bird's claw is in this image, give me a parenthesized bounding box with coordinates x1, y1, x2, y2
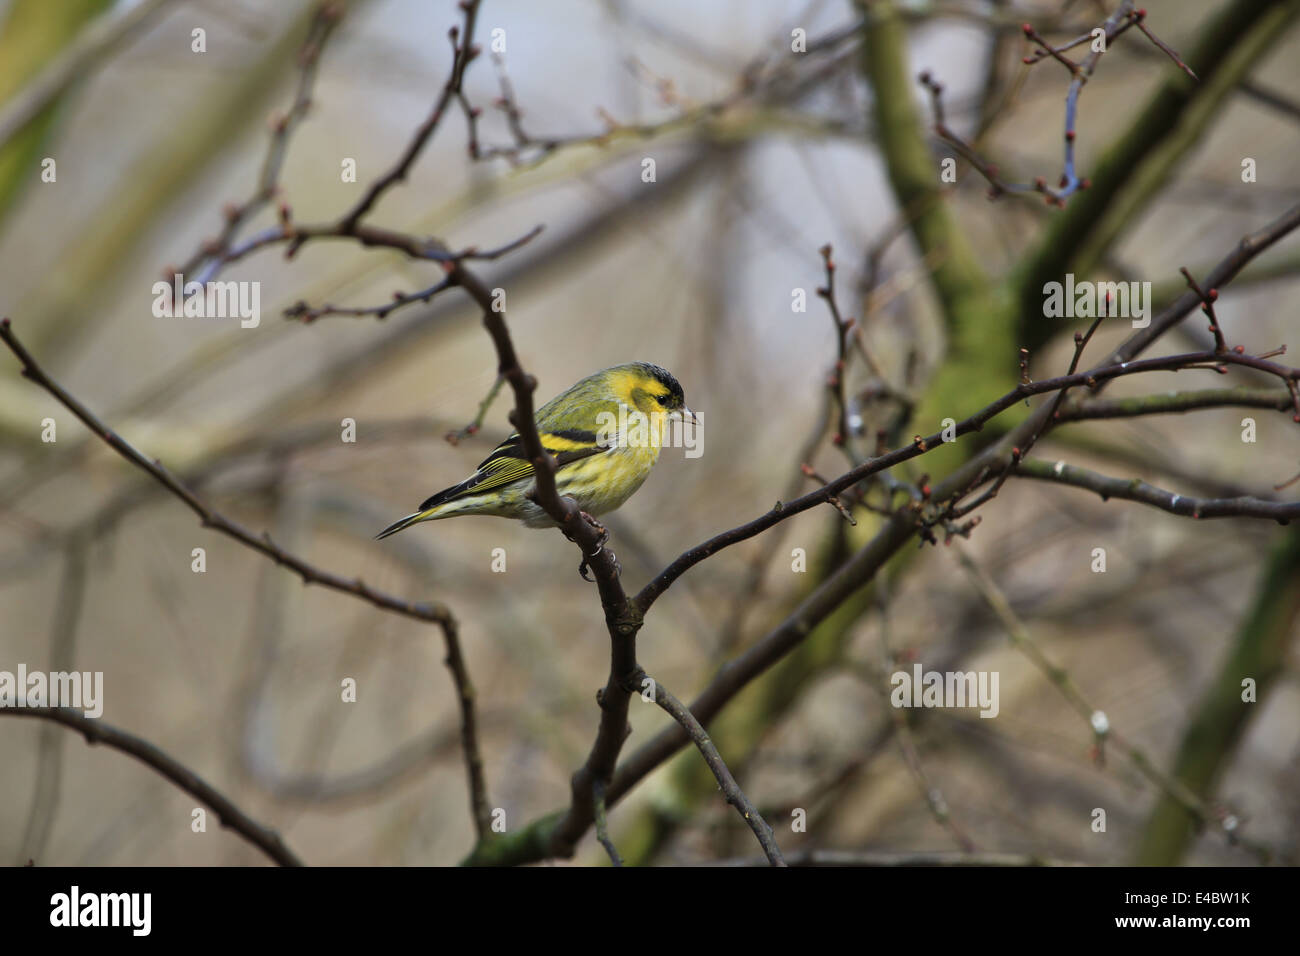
(580, 511, 610, 549)
(578, 545, 620, 581)
(575, 511, 615, 581)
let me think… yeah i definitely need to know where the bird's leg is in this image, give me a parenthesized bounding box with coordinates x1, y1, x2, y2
(576, 512, 616, 581)
(578, 550, 621, 581)
(581, 512, 610, 550)
(558, 521, 594, 581)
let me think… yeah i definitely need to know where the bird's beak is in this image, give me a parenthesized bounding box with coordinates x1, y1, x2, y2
(682, 406, 699, 424)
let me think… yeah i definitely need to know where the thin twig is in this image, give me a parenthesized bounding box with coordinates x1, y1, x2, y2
(0, 318, 458, 630)
(16, 538, 87, 864)
(920, 1, 1194, 206)
(635, 342, 1300, 613)
(816, 244, 855, 458)
(1179, 266, 1228, 354)
(446, 376, 505, 445)
(952, 545, 1269, 861)
(1131, 10, 1198, 80)
(0, 0, 181, 148)
(0, 318, 506, 842)
(441, 618, 492, 841)
(593, 780, 623, 866)
(1, 707, 303, 866)
(1058, 386, 1292, 421)
(177, 2, 345, 278)
(636, 669, 786, 867)
(339, 0, 483, 231)
(1014, 458, 1300, 522)
(714, 849, 1077, 867)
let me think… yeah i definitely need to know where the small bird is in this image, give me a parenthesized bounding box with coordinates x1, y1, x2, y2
(377, 362, 695, 542)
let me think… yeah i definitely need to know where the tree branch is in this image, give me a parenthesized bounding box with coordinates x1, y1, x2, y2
(637, 669, 786, 867)
(1, 706, 302, 867)
(0, 319, 457, 629)
(1015, 458, 1299, 522)
(0, 318, 501, 845)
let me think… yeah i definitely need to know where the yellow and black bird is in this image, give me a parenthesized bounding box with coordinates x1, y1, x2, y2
(377, 362, 695, 540)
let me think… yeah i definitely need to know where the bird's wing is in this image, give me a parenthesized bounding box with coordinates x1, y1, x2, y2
(418, 428, 609, 510)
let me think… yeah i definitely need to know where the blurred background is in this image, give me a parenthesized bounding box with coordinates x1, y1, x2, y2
(0, 0, 1297, 866)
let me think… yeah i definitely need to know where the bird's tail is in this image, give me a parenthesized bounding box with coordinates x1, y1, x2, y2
(375, 506, 442, 540)
(377, 476, 484, 539)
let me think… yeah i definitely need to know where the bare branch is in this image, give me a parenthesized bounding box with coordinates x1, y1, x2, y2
(1, 707, 302, 867)
(0, 319, 457, 630)
(472, 205, 1300, 865)
(177, 2, 345, 278)
(952, 545, 1269, 861)
(441, 618, 492, 841)
(635, 343, 1300, 613)
(716, 849, 1079, 867)
(0, 319, 505, 840)
(1059, 387, 1292, 421)
(1014, 458, 1299, 522)
(637, 669, 786, 867)
(593, 780, 622, 867)
(339, 0, 482, 231)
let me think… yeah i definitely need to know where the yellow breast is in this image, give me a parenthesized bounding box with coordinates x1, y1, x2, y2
(556, 441, 661, 516)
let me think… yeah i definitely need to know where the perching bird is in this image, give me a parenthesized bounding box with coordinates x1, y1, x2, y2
(376, 362, 695, 540)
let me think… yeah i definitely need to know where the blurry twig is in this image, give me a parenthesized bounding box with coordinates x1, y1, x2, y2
(443, 617, 491, 840)
(176, 1, 345, 279)
(1058, 386, 1292, 422)
(865, 571, 975, 851)
(1136, 527, 1300, 864)
(1014, 459, 1300, 521)
(462, 54, 595, 166)
(241, 714, 505, 806)
(0, 0, 181, 149)
(446, 376, 505, 446)
(15, 536, 87, 864)
(816, 244, 855, 460)
(462, 18, 867, 169)
(593, 780, 622, 866)
(181, 0, 544, 324)
(716, 849, 1077, 867)
(952, 544, 1271, 862)
(921, 1, 1195, 205)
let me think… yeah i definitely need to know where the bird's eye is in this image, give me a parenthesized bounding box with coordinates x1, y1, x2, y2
(656, 394, 669, 406)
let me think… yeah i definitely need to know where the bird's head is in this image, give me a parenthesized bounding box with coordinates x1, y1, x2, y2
(610, 362, 696, 423)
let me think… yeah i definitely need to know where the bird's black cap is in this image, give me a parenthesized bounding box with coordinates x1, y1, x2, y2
(638, 362, 685, 407)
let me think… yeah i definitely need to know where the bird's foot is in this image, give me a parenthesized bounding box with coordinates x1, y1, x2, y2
(577, 514, 618, 581)
(578, 548, 620, 582)
(574, 512, 615, 581)
(580, 511, 610, 548)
